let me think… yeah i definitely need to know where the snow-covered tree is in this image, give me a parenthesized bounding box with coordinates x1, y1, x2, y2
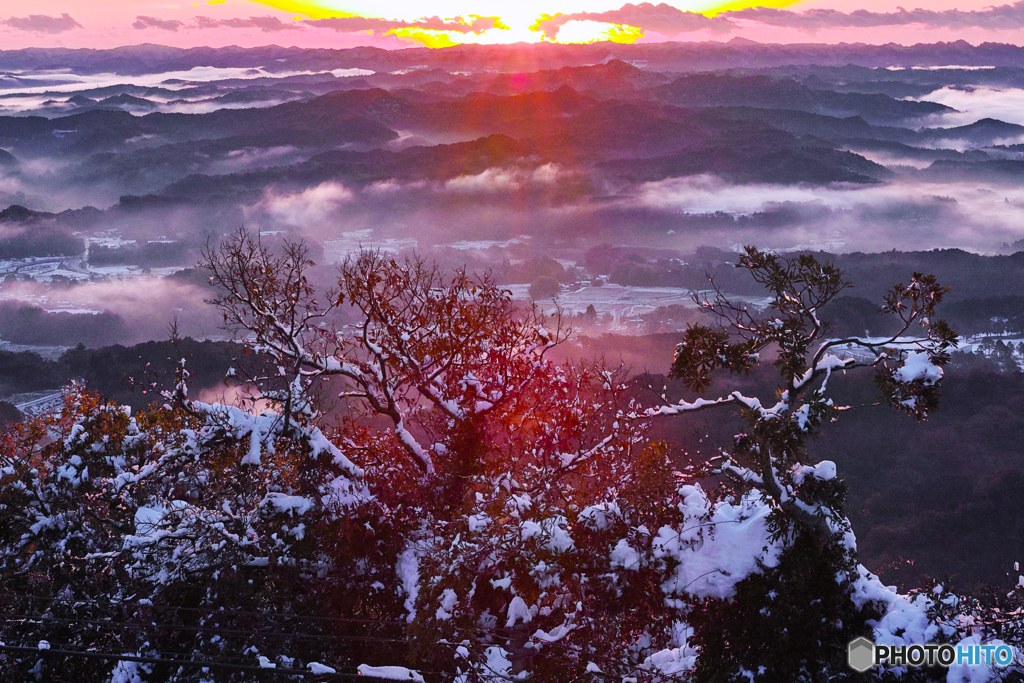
(202, 231, 687, 680)
(2, 238, 1021, 683)
(645, 247, 961, 681)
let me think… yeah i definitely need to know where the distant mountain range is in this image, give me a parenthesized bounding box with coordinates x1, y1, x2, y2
(8, 40, 1024, 76)
(2, 42, 1024, 256)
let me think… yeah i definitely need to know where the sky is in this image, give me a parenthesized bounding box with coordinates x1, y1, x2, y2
(1, 0, 1024, 50)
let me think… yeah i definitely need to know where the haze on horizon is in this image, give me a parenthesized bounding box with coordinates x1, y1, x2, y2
(5, 6, 1024, 351)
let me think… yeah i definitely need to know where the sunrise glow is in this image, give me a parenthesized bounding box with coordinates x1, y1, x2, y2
(2, 0, 1023, 51)
(249, 0, 802, 46)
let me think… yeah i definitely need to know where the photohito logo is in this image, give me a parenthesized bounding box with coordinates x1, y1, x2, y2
(848, 637, 1015, 672)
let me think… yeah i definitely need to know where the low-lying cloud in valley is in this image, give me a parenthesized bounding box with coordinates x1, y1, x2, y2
(916, 86, 1024, 128)
(6, 42, 1024, 359)
(251, 182, 356, 230)
(632, 174, 1024, 252)
(0, 275, 220, 346)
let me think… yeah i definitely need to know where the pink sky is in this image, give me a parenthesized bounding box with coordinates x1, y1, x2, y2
(1, 0, 1022, 50)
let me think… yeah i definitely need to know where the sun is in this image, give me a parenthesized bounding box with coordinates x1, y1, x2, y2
(247, 0, 802, 46)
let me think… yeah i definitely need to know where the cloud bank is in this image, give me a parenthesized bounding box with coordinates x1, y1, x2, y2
(131, 13, 496, 36)
(307, 15, 501, 34)
(134, 15, 303, 33)
(116, 2, 1024, 43)
(535, 3, 732, 39)
(535, 0, 1024, 39)
(193, 16, 301, 32)
(253, 182, 355, 229)
(3, 14, 82, 34)
(724, 2, 1024, 32)
(132, 16, 185, 32)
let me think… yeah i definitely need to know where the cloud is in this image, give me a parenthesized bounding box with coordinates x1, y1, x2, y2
(2, 13, 82, 34)
(724, 2, 1024, 32)
(921, 86, 1024, 127)
(203, 146, 303, 175)
(254, 182, 356, 229)
(534, 3, 733, 39)
(133, 16, 185, 32)
(446, 168, 522, 192)
(444, 164, 565, 192)
(134, 13, 495, 36)
(627, 173, 1024, 253)
(1, 276, 220, 345)
(193, 16, 302, 32)
(308, 15, 500, 35)
(530, 0, 1024, 38)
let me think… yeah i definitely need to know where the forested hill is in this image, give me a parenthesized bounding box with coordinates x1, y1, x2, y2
(0, 338, 240, 412)
(2, 330, 1022, 591)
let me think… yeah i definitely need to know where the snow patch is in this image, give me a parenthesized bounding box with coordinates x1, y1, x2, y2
(357, 664, 425, 682)
(895, 351, 943, 385)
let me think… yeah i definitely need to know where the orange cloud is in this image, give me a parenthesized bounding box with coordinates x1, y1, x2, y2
(246, 0, 804, 46)
(243, 0, 350, 19)
(533, 3, 733, 39)
(310, 14, 501, 33)
(8, 0, 1022, 50)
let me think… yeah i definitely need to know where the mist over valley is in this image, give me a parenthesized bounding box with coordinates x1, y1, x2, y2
(4, 41, 1024, 676)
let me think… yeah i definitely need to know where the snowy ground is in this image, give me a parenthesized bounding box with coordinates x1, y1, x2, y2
(958, 334, 1024, 370)
(958, 335, 1024, 354)
(324, 232, 540, 263)
(0, 341, 69, 360)
(324, 231, 419, 262)
(7, 390, 63, 416)
(0, 66, 375, 117)
(827, 333, 1024, 371)
(0, 254, 184, 283)
(508, 283, 697, 327)
(505, 283, 775, 331)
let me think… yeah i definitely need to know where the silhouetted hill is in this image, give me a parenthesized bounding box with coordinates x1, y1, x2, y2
(9, 41, 1024, 76)
(0, 90, 403, 154)
(651, 73, 952, 123)
(922, 159, 1024, 181)
(919, 117, 1024, 146)
(0, 205, 56, 224)
(599, 139, 887, 184)
(157, 134, 531, 200)
(97, 94, 158, 109)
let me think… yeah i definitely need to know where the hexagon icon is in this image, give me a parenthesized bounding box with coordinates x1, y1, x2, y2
(848, 637, 876, 672)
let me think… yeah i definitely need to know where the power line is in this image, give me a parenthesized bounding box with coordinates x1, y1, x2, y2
(0, 644, 363, 679)
(0, 592, 469, 679)
(0, 613, 410, 644)
(0, 592, 407, 626)
(0, 643, 458, 680)
(1, 622, 340, 667)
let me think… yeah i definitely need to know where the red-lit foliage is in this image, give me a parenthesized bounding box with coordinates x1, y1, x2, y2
(1, 237, 1018, 683)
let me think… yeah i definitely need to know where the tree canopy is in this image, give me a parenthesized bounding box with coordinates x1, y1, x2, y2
(0, 238, 1020, 683)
